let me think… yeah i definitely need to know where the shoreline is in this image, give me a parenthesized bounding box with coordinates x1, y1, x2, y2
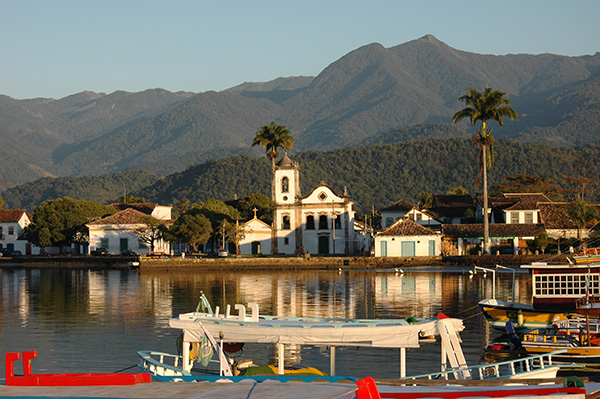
(0, 253, 570, 271)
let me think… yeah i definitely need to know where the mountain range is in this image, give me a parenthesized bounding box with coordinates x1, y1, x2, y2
(1, 34, 599, 191)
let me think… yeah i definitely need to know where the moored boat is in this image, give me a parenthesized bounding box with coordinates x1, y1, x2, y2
(478, 262, 600, 331)
(573, 248, 600, 264)
(478, 298, 574, 332)
(138, 295, 565, 383)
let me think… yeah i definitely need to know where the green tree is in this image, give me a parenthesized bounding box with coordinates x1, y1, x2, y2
(418, 192, 433, 209)
(452, 87, 519, 254)
(135, 215, 168, 253)
(219, 219, 247, 255)
(193, 199, 242, 252)
(493, 175, 562, 200)
(25, 197, 116, 249)
(116, 194, 146, 204)
(447, 186, 469, 195)
(228, 193, 273, 224)
(251, 122, 295, 169)
(172, 198, 191, 218)
(566, 199, 599, 240)
(169, 210, 213, 252)
(528, 232, 550, 254)
(563, 175, 597, 202)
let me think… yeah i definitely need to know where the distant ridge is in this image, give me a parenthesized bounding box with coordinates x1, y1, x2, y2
(1, 35, 599, 188)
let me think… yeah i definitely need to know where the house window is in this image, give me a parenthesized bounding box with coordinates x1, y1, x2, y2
(306, 215, 315, 230)
(525, 212, 533, 224)
(8, 226, 14, 235)
(385, 217, 393, 227)
(100, 238, 109, 249)
(282, 215, 291, 230)
(416, 213, 422, 221)
(334, 214, 341, 229)
(319, 215, 328, 230)
(282, 177, 289, 193)
(511, 212, 519, 224)
(284, 237, 289, 245)
(0, 227, 3, 237)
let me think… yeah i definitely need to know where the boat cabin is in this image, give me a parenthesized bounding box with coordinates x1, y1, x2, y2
(521, 262, 600, 311)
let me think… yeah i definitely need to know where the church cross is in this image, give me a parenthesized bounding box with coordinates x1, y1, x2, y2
(252, 207, 258, 219)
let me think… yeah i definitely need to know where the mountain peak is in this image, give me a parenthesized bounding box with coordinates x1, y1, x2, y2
(418, 34, 441, 43)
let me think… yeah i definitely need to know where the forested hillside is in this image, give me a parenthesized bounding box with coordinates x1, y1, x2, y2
(5, 138, 597, 213)
(2, 170, 159, 211)
(139, 138, 600, 213)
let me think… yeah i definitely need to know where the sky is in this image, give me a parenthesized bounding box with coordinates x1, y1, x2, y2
(1, 0, 599, 100)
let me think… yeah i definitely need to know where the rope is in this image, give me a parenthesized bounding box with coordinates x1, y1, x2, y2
(112, 364, 138, 373)
(453, 304, 480, 316)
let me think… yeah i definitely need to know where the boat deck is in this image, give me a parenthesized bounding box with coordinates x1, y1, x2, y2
(3, 381, 599, 399)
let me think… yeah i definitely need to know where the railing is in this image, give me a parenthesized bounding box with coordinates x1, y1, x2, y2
(137, 350, 190, 376)
(400, 350, 566, 381)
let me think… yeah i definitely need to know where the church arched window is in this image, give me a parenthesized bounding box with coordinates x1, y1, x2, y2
(282, 215, 291, 230)
(282, 177, 289, 193)
(319, 215, 328, 230)
(306, 215, 315, 230)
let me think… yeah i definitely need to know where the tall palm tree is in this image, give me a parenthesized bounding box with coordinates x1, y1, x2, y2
(251, 122, 295, 169)
(452, 87, 519, 254)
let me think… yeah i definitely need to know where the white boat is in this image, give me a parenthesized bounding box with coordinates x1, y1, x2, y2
(138, 295, 565, 383)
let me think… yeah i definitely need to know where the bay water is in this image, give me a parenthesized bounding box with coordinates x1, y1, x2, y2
(0, 265, 527, 380)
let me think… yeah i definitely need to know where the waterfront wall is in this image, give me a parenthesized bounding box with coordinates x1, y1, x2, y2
(0, 254, 571, 271)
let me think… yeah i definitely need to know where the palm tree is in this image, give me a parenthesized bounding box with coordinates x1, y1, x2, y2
(452, 87, 519, 254)
(566, 199, 599, 241)
(251, 122, 295, 169)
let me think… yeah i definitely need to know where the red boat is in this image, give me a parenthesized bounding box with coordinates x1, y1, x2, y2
(5, 351, 151, 386)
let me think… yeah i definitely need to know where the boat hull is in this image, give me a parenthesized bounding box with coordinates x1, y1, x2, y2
(478, 299, 574, 332)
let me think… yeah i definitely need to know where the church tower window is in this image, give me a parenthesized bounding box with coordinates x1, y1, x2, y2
(282, 177, 289, 193)
(282, 215, 291, 230)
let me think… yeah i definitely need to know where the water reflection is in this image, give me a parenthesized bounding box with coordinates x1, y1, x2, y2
(0, 266, 529, 379)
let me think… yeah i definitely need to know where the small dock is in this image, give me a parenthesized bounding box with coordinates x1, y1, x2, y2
(0, 380, 357, 398)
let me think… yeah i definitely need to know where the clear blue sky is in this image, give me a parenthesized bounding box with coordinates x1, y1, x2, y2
(1, 0, 598, 100)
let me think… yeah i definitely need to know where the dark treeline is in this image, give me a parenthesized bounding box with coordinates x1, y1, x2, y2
(3, 138, 599, 213)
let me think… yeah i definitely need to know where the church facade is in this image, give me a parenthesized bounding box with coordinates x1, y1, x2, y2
(271, 154, 357, 255)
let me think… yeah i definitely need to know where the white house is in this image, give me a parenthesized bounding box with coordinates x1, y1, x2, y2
(239, 209, 272, 255)
(380, 199, 442, 230)
(0, 209, 41, 255)
(374, 219, 441, 257)
(86, 205, 172, 255)
(475, 193, 550, 225)
(271, 153, 357, 255)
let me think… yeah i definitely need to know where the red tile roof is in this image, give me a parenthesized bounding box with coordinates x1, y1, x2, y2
(432, 195, 474, 218)
(380, 199, 414, 213)
(0, 210, 27, 223)
(538, 202, 600, 230)
(109, 203, 158, 215)
(378, 219, 439, 236)
(442, 223, 545, 238)
(88, 208, 152, 225)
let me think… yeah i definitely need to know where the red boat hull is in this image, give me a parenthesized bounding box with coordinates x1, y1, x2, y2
(5, 351, 151, 386)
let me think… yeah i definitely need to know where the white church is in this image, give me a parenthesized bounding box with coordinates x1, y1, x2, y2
(240, 153, 358, 256)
